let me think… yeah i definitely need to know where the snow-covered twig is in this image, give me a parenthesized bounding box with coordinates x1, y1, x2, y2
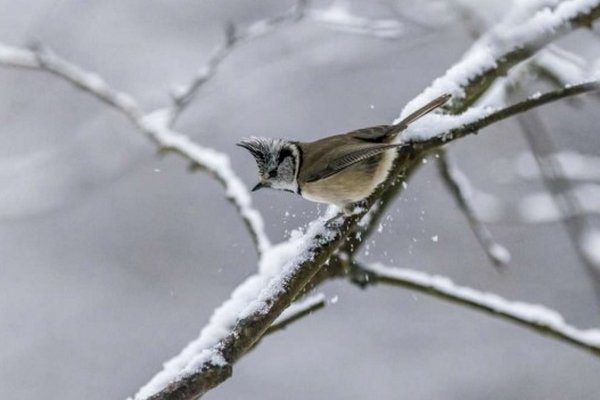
(134, 210, 356, 400)
(0, 42, 271, 255)
(350, 262, 600, 356)
(397, 0, 600, 115)
(437, 150, 510, 267)
(1, 43, 144, 121)
(407, 80, 600, 146)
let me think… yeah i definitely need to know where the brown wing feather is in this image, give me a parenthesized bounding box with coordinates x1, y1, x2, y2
(346, 125, 394, 142)
(303, 143, 402, 183)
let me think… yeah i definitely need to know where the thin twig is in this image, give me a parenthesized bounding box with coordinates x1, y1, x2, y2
(348, 262, 600, 357)
(167, 0, 308, 126)
(436, 149, 510, 267)
(266, 293, 326, 335)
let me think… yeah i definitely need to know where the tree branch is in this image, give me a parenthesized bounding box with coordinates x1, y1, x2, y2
(348, 262, 600, 357)
(266, 293, 326, 335)
(396, 0, 600, 115)
(167, 1, 308, 126)
(0, 42, 271, 256)
(409, 80, 600, 148)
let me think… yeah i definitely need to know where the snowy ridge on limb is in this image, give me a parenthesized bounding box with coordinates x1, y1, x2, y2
(402, 80, 600, 145)
(0, 42, 271, 255)
(396, 0, 600, 118)
(134, 210, 342, 400)
(359, 262, 600, 355)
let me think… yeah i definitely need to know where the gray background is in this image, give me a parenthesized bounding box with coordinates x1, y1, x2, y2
(1, 1, 599, 399)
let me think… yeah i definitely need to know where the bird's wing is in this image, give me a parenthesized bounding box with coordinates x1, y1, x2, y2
(303, 143, 401, 183)
(346, 125, 394, 142)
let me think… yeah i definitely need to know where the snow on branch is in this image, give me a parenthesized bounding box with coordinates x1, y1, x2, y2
(133, 210, 353, 400)
(404, 80, 600, 146)
(436, 150, 510, 267)
(352, 262, 600, 356)
(1, 43, 144, 120)
(0, 42, 271, 255)
(397, 0, 600, 116)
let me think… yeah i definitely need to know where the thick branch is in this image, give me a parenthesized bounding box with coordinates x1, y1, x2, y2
(397, 0, 600, 116)
(349, 262, 600, 357)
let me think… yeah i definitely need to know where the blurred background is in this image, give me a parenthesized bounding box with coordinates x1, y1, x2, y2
(1, 1, 600, 399)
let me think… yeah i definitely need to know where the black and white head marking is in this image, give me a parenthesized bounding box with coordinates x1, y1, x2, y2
(237, 137, 300, 194)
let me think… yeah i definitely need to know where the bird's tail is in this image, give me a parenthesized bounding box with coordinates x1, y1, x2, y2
(392, 93, 451, 133)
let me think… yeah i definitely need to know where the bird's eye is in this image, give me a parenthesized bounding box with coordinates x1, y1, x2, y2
(268, 170, 277, 178)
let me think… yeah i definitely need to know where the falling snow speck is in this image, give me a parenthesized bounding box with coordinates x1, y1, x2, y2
(330, 295, 339, 304)
(431, 235, 439, 243)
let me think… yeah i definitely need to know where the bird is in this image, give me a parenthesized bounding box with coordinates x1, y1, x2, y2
(237, 93, 451, 212)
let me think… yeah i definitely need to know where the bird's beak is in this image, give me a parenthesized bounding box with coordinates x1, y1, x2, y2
(252, 182, 267, 192)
